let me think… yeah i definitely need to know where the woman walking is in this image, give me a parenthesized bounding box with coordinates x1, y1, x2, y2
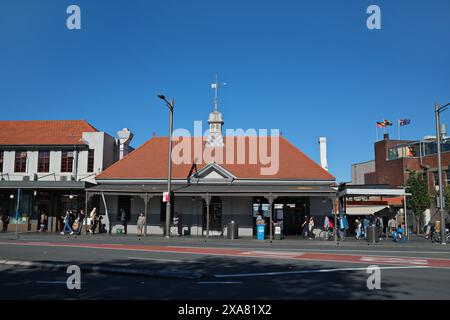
(137, 213, 146, 236)
(89, 208, 98, 234)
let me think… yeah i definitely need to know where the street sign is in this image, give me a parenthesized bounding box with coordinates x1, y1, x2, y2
(163, 192, 169, 203)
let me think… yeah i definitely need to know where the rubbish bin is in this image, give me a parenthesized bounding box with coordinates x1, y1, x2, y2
(274, 223, 282, 240)
(257, 224, 265, 240)
(227, 221, 239, 239)
(366, 225, 379, 243)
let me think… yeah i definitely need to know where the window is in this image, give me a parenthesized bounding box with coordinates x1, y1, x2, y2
(14, 151, 27, 173)
(0, 151, 3, 173)
(61, 151, 74, 173)
(434, 171, 440, 186)
(37, 151, 50, 173)
(87, 149, 95, 173)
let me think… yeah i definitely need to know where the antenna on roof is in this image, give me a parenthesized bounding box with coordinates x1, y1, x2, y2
(211, 74, 227, 112)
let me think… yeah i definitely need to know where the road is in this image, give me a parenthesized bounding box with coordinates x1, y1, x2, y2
(0, 233, 449, 299)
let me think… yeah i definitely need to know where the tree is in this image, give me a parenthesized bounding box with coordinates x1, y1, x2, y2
(406, 171, 431, 234)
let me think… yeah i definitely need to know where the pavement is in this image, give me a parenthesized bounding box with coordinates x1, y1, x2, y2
(0, 231, 449, 299)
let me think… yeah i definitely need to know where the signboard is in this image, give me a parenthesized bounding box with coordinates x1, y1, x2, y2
(274, 204, 283, 209)
(163, 192, 169, 203)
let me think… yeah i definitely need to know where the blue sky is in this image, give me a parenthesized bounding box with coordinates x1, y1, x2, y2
(1, 0, 449, 182)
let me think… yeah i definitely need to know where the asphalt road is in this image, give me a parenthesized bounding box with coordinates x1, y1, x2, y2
(0, 233, 449, 300)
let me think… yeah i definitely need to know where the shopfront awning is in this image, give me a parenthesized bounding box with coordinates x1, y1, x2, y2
(345, 205, 388, 215)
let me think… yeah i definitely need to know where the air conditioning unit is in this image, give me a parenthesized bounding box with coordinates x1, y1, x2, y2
(22, 175, 30, 181)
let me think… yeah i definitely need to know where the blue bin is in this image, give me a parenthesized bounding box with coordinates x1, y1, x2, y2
(257, 224, 265, 240)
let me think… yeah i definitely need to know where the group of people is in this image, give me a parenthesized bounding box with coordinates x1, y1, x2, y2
(353, 216, 384, 240)
(59, 207, 105, 235)
(301, 216, 316, 239)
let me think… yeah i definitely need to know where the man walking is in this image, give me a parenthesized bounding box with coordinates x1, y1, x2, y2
(120, 208, 128, 234)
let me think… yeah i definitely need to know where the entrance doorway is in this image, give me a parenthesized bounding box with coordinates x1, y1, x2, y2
(203, 196, 222, 233)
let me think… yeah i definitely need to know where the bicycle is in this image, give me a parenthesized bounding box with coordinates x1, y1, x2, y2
(431, 228, 450, 244)
(318, 228, 334, 241)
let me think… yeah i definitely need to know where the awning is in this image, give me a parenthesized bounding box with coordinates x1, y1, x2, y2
(345, 205, 388, 216)
(0, 181, 93, 190)
(339, 188, 408, 197)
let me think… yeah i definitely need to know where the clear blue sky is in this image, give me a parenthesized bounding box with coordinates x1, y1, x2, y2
(1, 0, 449, 182)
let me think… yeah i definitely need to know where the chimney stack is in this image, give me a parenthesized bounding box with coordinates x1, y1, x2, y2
(384, 133, 389, 140)
(117, 128, 134, 160)
(319, 137, 328, 171)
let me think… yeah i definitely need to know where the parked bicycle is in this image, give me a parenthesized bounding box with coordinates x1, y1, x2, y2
(318, 227, 334, 241)
(431, 226, 450, 244)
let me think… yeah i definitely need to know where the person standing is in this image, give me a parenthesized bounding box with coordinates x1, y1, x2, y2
(137, 213, 146, 236)
(363, 216, 370, 239)
(120, 208, 128, 234)
(355, 219, 362, 240)
(1, 212, 9, 232)
(301, 216, 309, 239)
(388, 217, 396, 236)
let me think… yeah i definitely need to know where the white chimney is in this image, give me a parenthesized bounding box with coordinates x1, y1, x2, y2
(117, 128, 134, 160)
(319, 137, 328, 171)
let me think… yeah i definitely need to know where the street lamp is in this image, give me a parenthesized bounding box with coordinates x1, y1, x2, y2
(435, 101, 450, 245)
(158, 94, 174, 239)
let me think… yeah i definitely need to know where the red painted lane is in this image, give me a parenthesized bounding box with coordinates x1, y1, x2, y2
(2, 241, 450, 269)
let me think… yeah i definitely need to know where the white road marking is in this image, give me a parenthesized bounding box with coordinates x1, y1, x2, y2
(197, 281, 242, 284)
(214, 265, 430, 278)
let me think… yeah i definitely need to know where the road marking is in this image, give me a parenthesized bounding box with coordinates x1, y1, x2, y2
(360, 256, 428, 265)
(197, 281, 242, 284)
(35, 281, 87, 284)
(127, 256, 196, 263)
(214, 266, 430, 278)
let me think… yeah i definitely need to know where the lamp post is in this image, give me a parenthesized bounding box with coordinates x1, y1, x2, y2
(435, 101, 450, 245)
(158, 94, 174, 239)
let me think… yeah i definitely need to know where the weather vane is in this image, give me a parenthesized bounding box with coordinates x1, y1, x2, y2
(211, 74, 227, 111)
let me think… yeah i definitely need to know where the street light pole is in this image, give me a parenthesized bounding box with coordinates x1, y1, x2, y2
(158, 94, 174, 239)
(435, 101, 450, 245)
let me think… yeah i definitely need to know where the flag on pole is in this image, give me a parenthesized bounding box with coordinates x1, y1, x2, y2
(384, 119, 393, 126)
(376, 121, 386, 128)
(399, 119, 411, 126)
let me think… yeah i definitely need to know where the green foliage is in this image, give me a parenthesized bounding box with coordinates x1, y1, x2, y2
(406, 171, 431, 220)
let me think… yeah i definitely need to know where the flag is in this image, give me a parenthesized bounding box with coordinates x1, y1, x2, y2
(384, 119, 393, 126)
(376, 122, 386, 128)
(399, 119, 411, 126)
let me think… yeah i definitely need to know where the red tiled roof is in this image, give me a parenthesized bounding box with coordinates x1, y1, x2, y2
(97, 136, 335, 180)
(0, 120, 98, 146)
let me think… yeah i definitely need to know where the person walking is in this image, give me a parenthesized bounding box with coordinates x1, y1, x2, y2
(60, 210, 74, 235)
(308, 217, 315, 239)
(301, 216, 309, 239)
(76, 210, 85, 235)
(38, 212, 48, 232)
(363, 216, 370, 239)
(120, 208, 128, 234)
(355, 219, 362, 240)
(89, 208, 98, 234)
(1, 212, 10, 232)
(137, 213, 146, 236)
(388, 217, 396, 236)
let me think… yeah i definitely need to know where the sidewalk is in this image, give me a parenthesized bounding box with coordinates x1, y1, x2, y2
(1, 231, 448, 251)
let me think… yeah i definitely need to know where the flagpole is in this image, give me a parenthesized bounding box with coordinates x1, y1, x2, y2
(376, 123, 379, 141)
(398, 119, 400, 140)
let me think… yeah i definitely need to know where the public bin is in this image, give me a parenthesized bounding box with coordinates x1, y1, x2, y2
(257, 224, 265, 240)
(227, 221, 239, 239)
(366, 225, 379, 243)
(274, 223, 282, 240)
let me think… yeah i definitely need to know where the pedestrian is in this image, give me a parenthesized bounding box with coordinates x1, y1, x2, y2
(1, 212, 9, 232)
(323, 215, 329, 230)
(89, 207, 98, 234)
(137, 212, 146, 236)
(120, 208, 128, 234)
(38, 212, 48, 232)
(363, 216, 370, 239)
(76, 209, 85, 235)
(301, 216, 309, 239)
(60, 210, 74, 235)
(355, 219, 362, 240)
(308, 217, 315, 239)
(388, 217, 396, 235)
